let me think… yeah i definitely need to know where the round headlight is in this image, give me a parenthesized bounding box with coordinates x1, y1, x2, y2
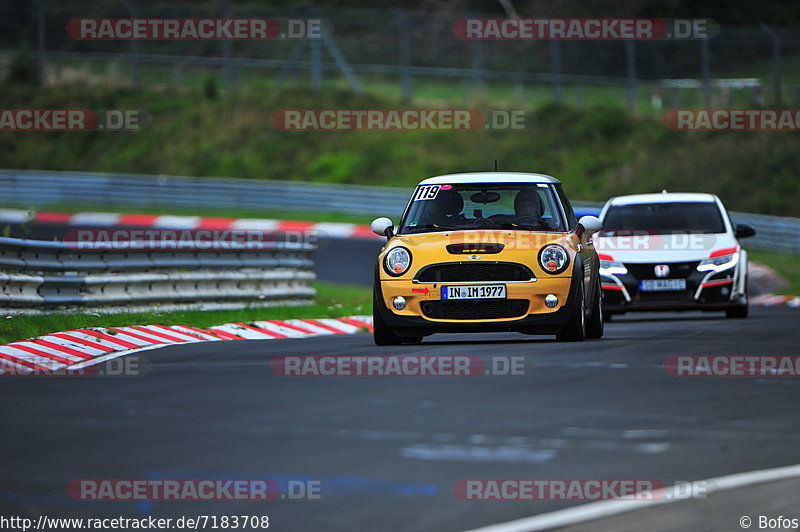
(538, 244, 569, 274)
(384, 247, 412, 276)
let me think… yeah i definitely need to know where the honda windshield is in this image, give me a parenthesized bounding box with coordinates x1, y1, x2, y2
(602, 202, 726, 235)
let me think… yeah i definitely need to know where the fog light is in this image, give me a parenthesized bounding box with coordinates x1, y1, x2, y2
(393, 296, 407, 311)
(544, 294, 558, 308)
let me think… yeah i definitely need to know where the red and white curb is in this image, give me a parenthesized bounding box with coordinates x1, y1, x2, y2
(751, 294, 800, 308)
(0, 208, 380, 240)
(0, 316, 373, 375)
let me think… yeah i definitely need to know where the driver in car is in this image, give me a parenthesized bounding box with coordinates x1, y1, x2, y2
(428, 189, 467, 226)
(514, 189, 544, 227)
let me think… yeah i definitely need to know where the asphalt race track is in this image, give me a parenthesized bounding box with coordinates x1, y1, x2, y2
(2, 304, 799, 531)
(3, 220, 799, 530)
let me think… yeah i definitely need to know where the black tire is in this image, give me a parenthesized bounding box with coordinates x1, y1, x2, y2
(556, 280, 586, 342)
(401, 336, 424, 344)
(585, 279, 604, 339)
(726, 304, 748, 319)
(725, 276, 749, 319)
(373, 288, 403, 346)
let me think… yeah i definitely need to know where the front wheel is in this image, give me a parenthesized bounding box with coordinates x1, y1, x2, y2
(585, 279, 604, 339)
(556, 280, 586, 342)
(726, 276, 749, 319)
(373, 288, 403, 345)
(725, 304, 748, 319)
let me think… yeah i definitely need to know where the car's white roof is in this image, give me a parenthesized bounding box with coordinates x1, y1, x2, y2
(418, 172, 561, 185)
(608, 192, 718, 206)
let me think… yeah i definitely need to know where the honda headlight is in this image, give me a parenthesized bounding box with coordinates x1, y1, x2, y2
(384, 247, 412, 276)
(697, 248, 739, 272)
(599, 254, 627, 276)
(538, 245, 569, 274)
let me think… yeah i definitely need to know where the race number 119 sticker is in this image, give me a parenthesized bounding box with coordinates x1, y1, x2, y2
(414, 185, 441, 201)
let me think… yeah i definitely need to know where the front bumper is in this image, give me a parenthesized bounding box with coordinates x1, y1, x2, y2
(375, 273, 580, 336)
(601, 261, 740, 312)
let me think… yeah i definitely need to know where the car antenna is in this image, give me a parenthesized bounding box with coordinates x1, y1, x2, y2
(494, 160, 498, 172)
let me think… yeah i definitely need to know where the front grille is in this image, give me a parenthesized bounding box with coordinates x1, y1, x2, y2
(421, 299, 529, 320)
(625, 261, 699, 280)
(417, 262, 533, 282)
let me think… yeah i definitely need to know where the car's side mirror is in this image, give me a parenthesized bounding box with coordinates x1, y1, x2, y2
(735, 223, 756, 239)
(371, 217, 394, 238)
(577, 215, 602, 239)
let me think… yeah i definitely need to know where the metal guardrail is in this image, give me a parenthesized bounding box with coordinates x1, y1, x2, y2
(0, 236, 315, 309)
(0, 170, 797, 254)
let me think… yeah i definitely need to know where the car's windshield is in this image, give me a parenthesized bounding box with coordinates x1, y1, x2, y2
(602, 202, 726, 235)
(399, 183, 566, 234)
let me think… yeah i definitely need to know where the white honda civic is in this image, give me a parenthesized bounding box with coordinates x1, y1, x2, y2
(596, 192, 756, 319)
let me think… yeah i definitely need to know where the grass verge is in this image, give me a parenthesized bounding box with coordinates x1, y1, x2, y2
(0, 85, 798, 216)
(747, 249, 800, 296)
(0, 281, 372, 345)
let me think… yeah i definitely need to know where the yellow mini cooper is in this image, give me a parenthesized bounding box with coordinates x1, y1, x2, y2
(370, 172, 604, 345)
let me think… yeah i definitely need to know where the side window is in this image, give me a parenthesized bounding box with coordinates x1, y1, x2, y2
(555, 185, 578, 230)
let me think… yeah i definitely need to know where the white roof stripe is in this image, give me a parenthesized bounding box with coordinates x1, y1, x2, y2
(608, 193, 717, 205)
(419, 172, 560, 185)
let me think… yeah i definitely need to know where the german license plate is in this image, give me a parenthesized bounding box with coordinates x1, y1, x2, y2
(441, 285, 506, 300)
(639, 279, 686, 291)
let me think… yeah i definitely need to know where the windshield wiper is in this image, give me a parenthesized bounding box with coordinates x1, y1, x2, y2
(404, 223, 456, 232)
(495, 222, 544, 231)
